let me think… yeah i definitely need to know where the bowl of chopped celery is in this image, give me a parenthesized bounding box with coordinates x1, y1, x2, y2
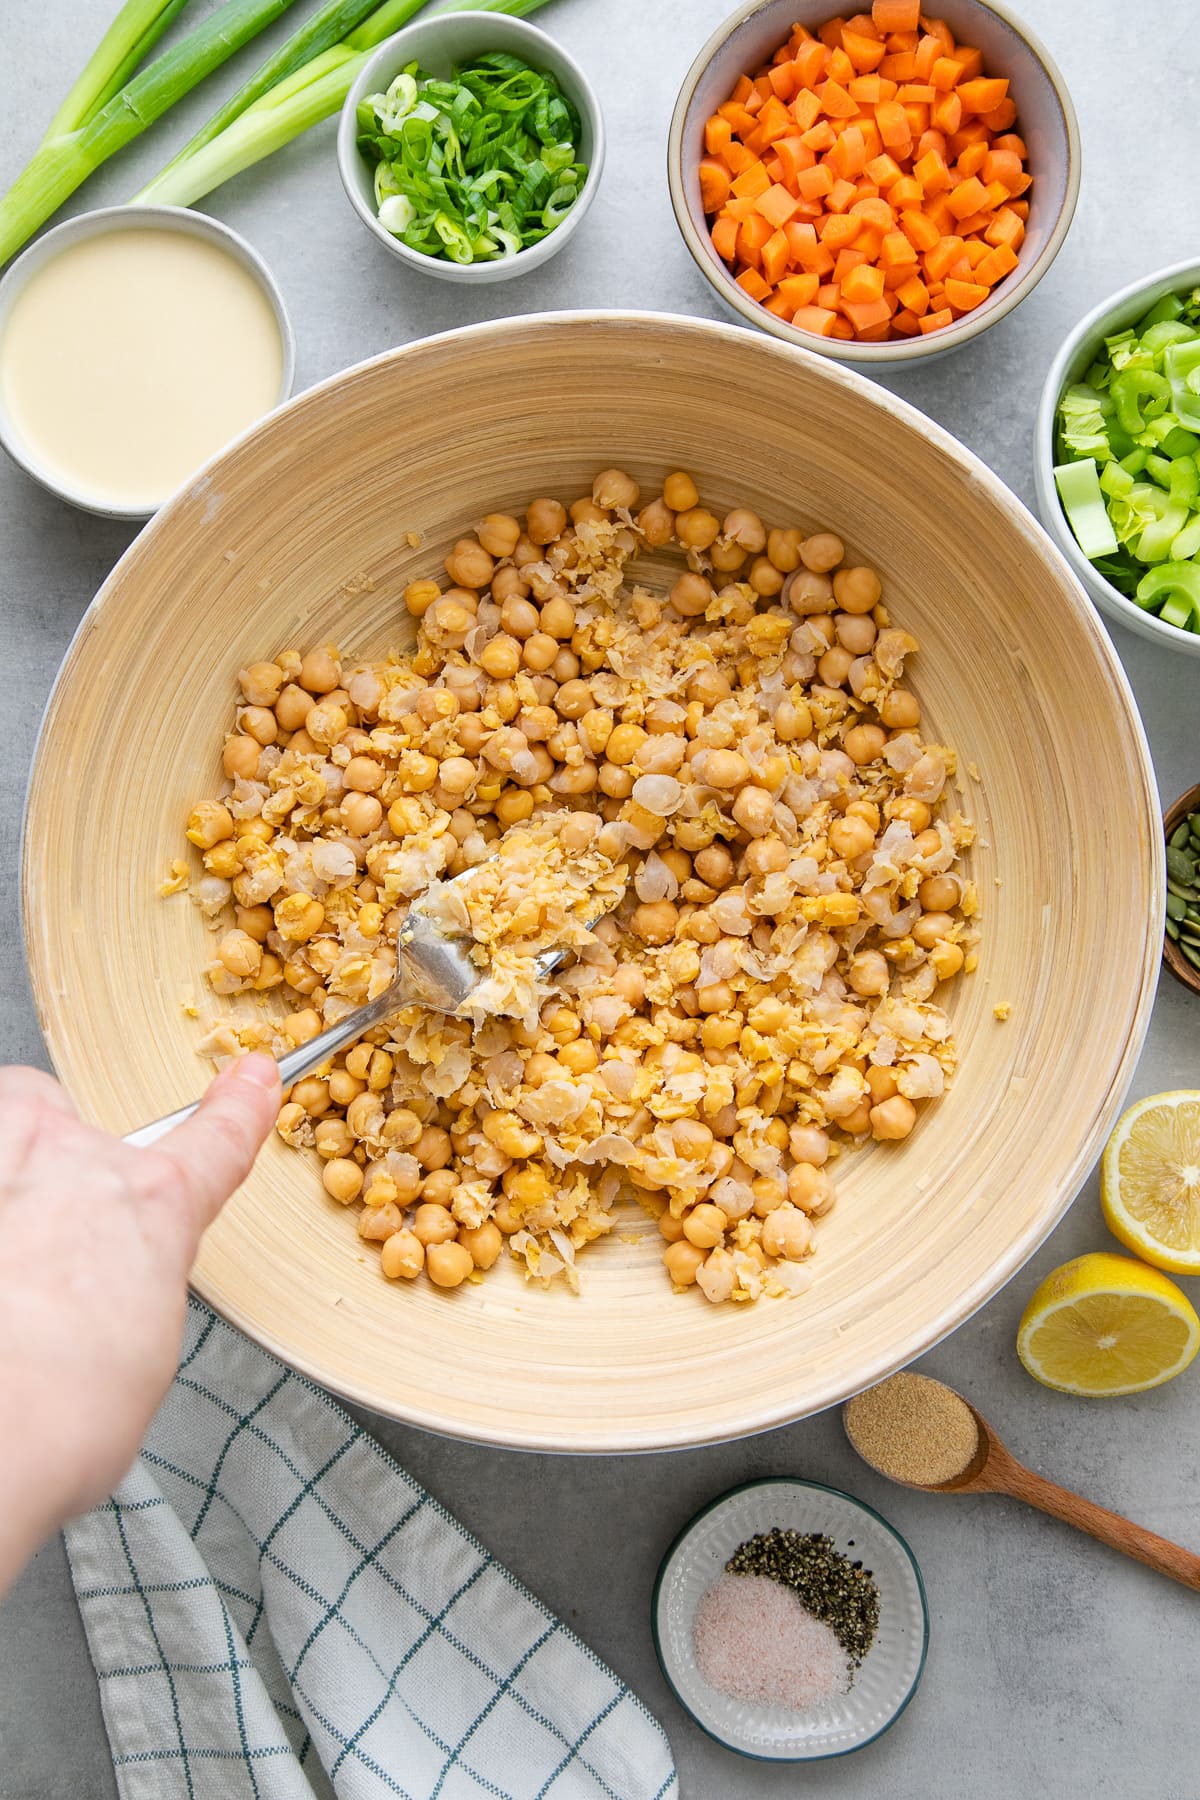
(337, 12, 603, 282)
(1035, 258, 1200, 656)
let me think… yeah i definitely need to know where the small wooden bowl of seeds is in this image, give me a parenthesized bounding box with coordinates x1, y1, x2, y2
(1165, 784, 1200, 996)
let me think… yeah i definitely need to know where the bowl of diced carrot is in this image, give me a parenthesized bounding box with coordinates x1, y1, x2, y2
(668, 0, 1079, 362)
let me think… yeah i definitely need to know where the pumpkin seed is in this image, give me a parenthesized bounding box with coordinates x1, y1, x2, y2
(1168, 847, 1197, 885)
(1181, 924, 1200, 946)
(1172, 822, 1193, 850)
(1167, 918, 1180, 941)
(1168, 877, 1200, 902)
(1168, 893, 1188, 921)
(1182, 941, 1200, 972)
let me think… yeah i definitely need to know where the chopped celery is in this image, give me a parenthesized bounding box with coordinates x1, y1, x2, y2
(1053, 460, 1118, 559)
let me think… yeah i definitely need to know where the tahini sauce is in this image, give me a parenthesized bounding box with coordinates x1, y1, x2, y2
(0, 226, 284, 510)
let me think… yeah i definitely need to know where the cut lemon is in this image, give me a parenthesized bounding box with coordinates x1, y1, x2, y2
(1101, 1091, 1200, 1274)
(1016, 1252, 1200, 1397)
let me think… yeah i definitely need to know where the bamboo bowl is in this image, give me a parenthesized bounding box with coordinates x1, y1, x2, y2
(23, 312, 1160, 1452)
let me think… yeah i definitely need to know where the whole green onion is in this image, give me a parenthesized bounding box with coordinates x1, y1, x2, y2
(42, 0, 194, 140)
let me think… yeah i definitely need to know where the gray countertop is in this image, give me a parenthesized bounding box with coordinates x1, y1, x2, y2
(1, 2, 1198, 1795)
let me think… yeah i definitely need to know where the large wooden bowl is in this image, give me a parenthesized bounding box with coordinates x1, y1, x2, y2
(23, 313, 1161, 1452)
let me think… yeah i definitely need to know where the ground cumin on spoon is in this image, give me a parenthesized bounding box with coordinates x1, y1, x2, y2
(844, 1372, 979, 1487)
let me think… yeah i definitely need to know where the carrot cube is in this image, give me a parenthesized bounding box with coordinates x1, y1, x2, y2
(850, 74, 886, 103)
(821, 211, 862, 248)
(956, 140, 989, 178)
(896, 272, 929, 313)
(791, 89, 823, 131)
(797, 162, 834, 201)
(826, 177, 858, 212)
(951, 45, 984, 81)
(888, 174, 924, 208)
(817, 280, 841, 308)
(878, 51, 917, 79)
(768, 60, 800, 102)
(892, 306, 921, 335)
(843, 27, 887, 70)
(801, 119, 837, 151)
(731, 161, 772, 200)
(919, 306, 954, 333)
(924, 233, 964, 281)
(818, 77, 860, 118)
(842, 294, 893, 330)
(790, 305, 839, 337)
(761, 228, 792, 285)
(704, 116, 733, 157)
(827, 46, 857, 85)
(755, 182, 801, 227)
(931, 92, 962, 135)
(981, 99, 1018, 132)
(711, 215, 739, 262)
(899, 207, 939, 250)
(947, 175, 987, 219)
(736, 267, 772, 302)
(842, 261, 885, 303)
(793, 38, 828, 86)
(831, 124, 869, 178)
(897, 82, 936, 102)
(913, 149, 950, 194)
(902, 103, 930, 136)
(777, 272, 821, 309)
(866, 152, 904, 187)
(872, 0, 920, 28)
(975, 241, 1019, 285)
(834, 246, 870, 282)
(957, 76, 1009, 113)
(880, 228, 918, 267)
(875, 100, 911, 149)
(944, 276, 989, 311)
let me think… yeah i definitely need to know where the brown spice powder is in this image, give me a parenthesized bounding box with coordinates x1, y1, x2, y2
(844, 1372, 979, 1486)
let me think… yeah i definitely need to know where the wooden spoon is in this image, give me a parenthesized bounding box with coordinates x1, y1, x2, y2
(849, 1383, 1200, 1591)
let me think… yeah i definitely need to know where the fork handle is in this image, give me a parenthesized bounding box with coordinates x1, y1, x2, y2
(122, 983, 405, 1148)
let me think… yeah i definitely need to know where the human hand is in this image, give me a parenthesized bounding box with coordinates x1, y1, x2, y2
(0, 1055, 280, 1593)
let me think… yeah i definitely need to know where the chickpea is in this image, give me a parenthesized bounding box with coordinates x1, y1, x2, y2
(818, 645, 856, 689)
(522, 632, 559, 672)
(890, 795, 931, 831)
(767, 526, 803, 572)
(526, 497, 567, 545)
(786, 1163, 829, 1213)
(748, 996, 787, 1033)
(774, 698, 812, 743)
(328, 1068, 366, 1108)
(276, 1102, 304, 1138)
(599, 763, 634, 799)
(381, 1231, 425, 1280)
(918, 875, 958, 911)
(800, 531, 844, 573)
(423, 1173, 458, 1213)
(404, 579, 441, 618)
(732, 786, 774, 837)
(275, 683, 312, 731)
(913, 910, 955, 949)
(613, 964, 645, 1005)
(833, 566, 882, 614)
(459, 1222, 503, 1270)
(299, 646, 340, 694)
(669, 572, 713, 618)
(931, 941, 965, 979)
(762, 1204, 814, 1260)
(282, 1007, 322, 1047)
(699, 748, 749, 789)
(593, 468, 640, 510)
(337, 791, 380, 837)
(223, 734, 261, 780)
(638, 497, 675, 545)
(503, 1165, 553, 1208)
(663, 471, 699, 511)
(186, 801, 234, 849)
(871, 1095, 917, 1140)
(340, 754, 380, 793)
(848, 950, 889, 997)
(416, 1125, 454, 1170)
(478, 635, 522, 680)
(867, 1066, 900, 1104)
(475, 512, 521, 558)
(789, 1124, 830, 1166)
(675, 1119, 715, 1161)
(683, 1203, 728, 1249)
(217, 929, 262, 981)
(605, 722, 647, 765)
(881, 687, 921, 729)
(483, 1113, 544, 1159)
(426, 1241, 475, 1288)
(693, 844, 733, 889)
(570, 496, 607, 526)
(723, 507, 766, 552)
(323, 1158, 363, 1204)
(275, 894, 325, 943)
(686, 666, 731, 707)
(540, 596, 576, 639)
(748, 556, 785, 597)
(631, 900, 678, 945)
(659, 1208, 685, 1243)
(843, 723, 886, 766)
(496, 790, 535, 826)
(425, 594, 476, 648)
(912, 827, 944, 858)
(710, 538, 747, 573)
(664, 1240, 707, 1286)
(827, 815, 872, 861)
(412, 1203, 458, 1246)
(835, 612, 878, 655)
(675, 507, 721, 550)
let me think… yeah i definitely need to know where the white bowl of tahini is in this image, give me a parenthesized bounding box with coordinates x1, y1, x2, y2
(0, 204, 294, 521)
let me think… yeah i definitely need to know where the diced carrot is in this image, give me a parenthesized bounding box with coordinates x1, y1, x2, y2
(963, 237, 991, 268)
(951, 44, 984, 80)
(842, 294, 893, 330)
(866, 152, 904, 187)
(956, 140, 989, 178)
(923, 233, 964, 281)
(948, 121, 990, 156)
(952, 209, 993, 236)
(759, 95, 795, 142)
(797, 162, 835, 201)
(801, 118, 837, 150)
(1009, 198, 1030, 220)
(924, 194, 956, 232)
(843, 26, 887, 70)
(742, 126, 768, 157)
(957, 76, 1009, 113)
(913, 148, 949, 193)
(944, 276, 989, 310)
(919, 306, 954, 333)
(736, 266, 772, 301)
(902, 103, 930, 137)
(711, 214, 739, 262)
(752, 72, 774, 104)
(896, 272, 929, 313)
(818, 280, 842, 307)
(979, 177, 1009, 210)
(723, 194, 756, 220)
(875, 100, 912, 151)
(845, 10, 882, 35)
(818, 16, 845, 49)
(981, 98, 1018, 132)
(828, 46, 857, 84)
(764, 293, 794, 318)
(918, 127, 947, 158)
(878, 50, 917, 78)
(829, 317, 856, 338)
(827, 177, 858, 212)
(761, 227, 792, 285)
(775, 136, 815, 184)
(886, 27, 919, 50)
(929, 53, 959, 91)
(791, 305, 839, 336)
(763, 153, 785, 183)
(992, 132, 1027, 158)
(848, 194, 893, 231)
(912, 32, 940, 79)
(818, 77, 860, 117)
(975, 241, 1019, 285)
(834, 246, 870, 282)
(858, 117, 885, 159)
(984, 206, 1025, 250)
(793, 38, 829, 87)
(790, 88, 822, 132)
(931, 92, 962, 136)
(831, 124, 869, 178)
(755, 182, 801, 227)
(777, 271, 821, 309)
(897, 82, 936, 102)
(723, 139, 755, 176)
(880, 228, 918, 266)
(699, 158, 732, 212)
(888, 174, 924, 208)
(718, 99, 759, 134)
(892, 306, 922, 335)
(768, 60, 799, 102)
(900, 207, 939, 250)
(821, 211, 862, 248)
(737, 213, 774, 263)
(841, 261, 886, 303)
(922, 15, 954, 53)
(731, 160, 772, 200)
(731, 73, 754, 103)
(704, 116, 733, 158)
(850, 73, 886, 103)
(947, 174, 987, 219)
(872, 0, 920, 26)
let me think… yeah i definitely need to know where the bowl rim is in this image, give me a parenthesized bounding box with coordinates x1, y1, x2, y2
(1163, 782, 1200, 996)
(1033, 255, 1200, 656)
(336, 12, 605, 282)
(666, 0, 1081, 365)
(0, 202, 295, 521)
(650, 1475, 930, 1760)
(22, 309, 1162, 1450)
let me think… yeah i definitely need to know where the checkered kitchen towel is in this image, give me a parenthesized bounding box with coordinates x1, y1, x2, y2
(63, 1299, 678, 1800)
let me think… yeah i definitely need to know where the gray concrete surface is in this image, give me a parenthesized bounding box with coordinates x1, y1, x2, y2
(2, 2, 1198, 1795)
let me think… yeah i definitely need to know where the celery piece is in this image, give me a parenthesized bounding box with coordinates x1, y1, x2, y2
(1054, 459, 1119, 560)
(1161, 594, 1193, 630)
(1141, 291, 1186, 328)
(1138, 562, 1200, 627)
(1171, 514, 1200, 562)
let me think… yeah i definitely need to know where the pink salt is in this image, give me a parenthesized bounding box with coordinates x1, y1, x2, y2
(692, 1572, 851, 1712)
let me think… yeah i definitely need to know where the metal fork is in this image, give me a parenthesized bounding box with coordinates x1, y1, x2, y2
(124, 871, 571, 1148)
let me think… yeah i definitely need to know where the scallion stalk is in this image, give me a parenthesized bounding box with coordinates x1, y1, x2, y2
(133, 0, 553, 210)
(41, 0, 193, 140)
(0, 0, 303, 267)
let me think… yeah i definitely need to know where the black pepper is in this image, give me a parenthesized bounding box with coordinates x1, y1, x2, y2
(725, 1528, 880, 1664)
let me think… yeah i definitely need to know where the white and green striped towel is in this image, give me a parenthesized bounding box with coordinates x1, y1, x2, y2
(64, 1299, 678, 1800)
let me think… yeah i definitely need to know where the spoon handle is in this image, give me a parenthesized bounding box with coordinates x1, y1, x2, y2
(996, 1459, 1200, 1591)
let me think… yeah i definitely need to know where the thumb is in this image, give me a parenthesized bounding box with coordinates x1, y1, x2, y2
(153, 1054, 282, 1232)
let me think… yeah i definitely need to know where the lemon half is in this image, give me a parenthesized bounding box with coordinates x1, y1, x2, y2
(1101, 1091, 1200, 1274)
(1017, 1252, 1200, 1397)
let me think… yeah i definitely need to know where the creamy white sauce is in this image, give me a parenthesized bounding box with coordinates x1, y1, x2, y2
(0, 226, 284, 510)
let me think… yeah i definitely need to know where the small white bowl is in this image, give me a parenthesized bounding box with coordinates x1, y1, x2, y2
(668, 0, 1079, 368)
(338, 13, 604, 284)
(1034, 257, 1200, 659)
(0, 204, 294, 521)
(652, 1478, 928, 1761)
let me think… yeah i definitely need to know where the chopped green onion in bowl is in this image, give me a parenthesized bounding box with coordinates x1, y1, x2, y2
(1053, 283, 1200, 635)
(356, 51, 588, 266)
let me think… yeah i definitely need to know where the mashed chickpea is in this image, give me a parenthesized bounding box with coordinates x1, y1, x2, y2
(181, 473, 979, 1303)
